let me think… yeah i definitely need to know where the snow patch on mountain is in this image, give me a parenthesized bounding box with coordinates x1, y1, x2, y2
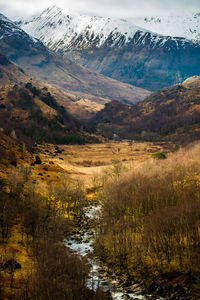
(17, 5, 200, 53)
(132, 12, 200, 42)
(18, 5, 153, 50)
(0, 14, 43, 48)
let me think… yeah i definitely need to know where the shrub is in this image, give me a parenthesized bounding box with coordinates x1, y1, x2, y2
(151, 151, 166, 159)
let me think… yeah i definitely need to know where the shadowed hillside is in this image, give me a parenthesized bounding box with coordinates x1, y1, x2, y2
(0, 17, 150, 106)
(92, 76, 200, 142)
(0, 81, 99, 146)
(0, 53, 27, 85)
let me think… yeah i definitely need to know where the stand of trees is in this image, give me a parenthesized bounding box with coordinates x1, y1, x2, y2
(95, 143, 200, 299)
(0, 166, 110, 300)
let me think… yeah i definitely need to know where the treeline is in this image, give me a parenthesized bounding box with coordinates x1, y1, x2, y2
(0, 166, 110, 299)
(95, 143, 200, 299)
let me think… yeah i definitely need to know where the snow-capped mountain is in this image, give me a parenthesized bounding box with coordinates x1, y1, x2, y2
(132, 12, 200, 43)
(0, 13, 149, 106)
(18, 5, 150, 50)
(0, 14, 43, 48)
(18, 5, 199, 53)
(16, 6, 200, 91)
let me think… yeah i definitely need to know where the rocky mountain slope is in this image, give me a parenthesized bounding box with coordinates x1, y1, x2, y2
(18, 6, 149, 50)
(92, 76, 200, 141)
(18, 6, 200, 91)
(0, 14, 150, 108)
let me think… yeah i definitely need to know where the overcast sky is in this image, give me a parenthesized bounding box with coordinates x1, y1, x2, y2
(0, 0, 200, 20)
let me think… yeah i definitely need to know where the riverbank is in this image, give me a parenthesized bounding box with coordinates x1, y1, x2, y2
(65, 204, 165, 300)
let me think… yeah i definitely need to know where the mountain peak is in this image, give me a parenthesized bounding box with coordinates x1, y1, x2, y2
(182, 76, 200, 88)
(18, 6, 199, 54)
(0, 13, 13, 23)
(18, 6, 149, 50)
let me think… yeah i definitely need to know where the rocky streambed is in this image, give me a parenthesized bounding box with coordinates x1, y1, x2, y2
(64, 205, 164, 300)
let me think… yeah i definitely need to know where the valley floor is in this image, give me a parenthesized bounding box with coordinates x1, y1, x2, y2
(35, 141, 175, 184)
(0, 139, 185, 300)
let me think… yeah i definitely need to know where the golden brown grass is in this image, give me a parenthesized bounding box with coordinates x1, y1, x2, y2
(36, 141, 175, 187)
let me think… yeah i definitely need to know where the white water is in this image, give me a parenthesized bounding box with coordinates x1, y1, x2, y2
(64, 205, 164, 300)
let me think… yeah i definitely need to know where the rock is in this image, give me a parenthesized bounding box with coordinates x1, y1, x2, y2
(147, 282, 157, 293)
(156, 286, 165, 297)
(35, 155, 42, 164)
(122, 294, 130, 299)
(10, 129, 17, 140)
(111, 280, 118, 286)
(3, 259, 21, 270)
(122, 282, 132, 288)
(126, 289, 133, 294)
(56, 150, 62, 154)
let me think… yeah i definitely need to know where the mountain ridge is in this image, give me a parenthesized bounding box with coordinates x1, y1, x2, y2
(0, 14, 150, 110)
(17, 6, 200, 91)
(132, 12, 200, 43)
(18, 6, 199, 52)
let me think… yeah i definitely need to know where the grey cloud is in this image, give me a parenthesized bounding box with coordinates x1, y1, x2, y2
(0, 0, 199, 19)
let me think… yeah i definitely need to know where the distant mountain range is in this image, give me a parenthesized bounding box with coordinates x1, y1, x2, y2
(0, 14, 149, 116)
(132, 12, 200, 43)
(17, 6, 200, 91)
(1, 9, 200, 144)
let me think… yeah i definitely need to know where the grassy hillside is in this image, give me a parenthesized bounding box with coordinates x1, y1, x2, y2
(92, 76, 200, 142)
(0, 51, 106, 119)
(0, 81, 99, 147)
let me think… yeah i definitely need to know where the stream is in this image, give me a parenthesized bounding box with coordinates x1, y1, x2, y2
(64, 205, 164, 300)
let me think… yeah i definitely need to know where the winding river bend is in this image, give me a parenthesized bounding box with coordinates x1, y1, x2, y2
(64, 205, 164, 300)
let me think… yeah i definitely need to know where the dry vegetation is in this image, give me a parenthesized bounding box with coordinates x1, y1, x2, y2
(0, 135, 188, 300)
(37, 141, 175, 184)
(95, 142, 200, 299)
(0, 162, 110, 300)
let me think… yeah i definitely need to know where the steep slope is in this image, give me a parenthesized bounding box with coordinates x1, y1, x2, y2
(0, 15, 150, 106)
(0, 52, 27, 85)
(92, 76, 200, 141)
(66, 36, 200, 91)
(18, 6, 200, 91)
(18, 6, 149, 50)
(0, 78, 99, 145)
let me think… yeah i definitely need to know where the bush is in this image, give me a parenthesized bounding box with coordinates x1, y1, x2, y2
(151, 151, 166, 159)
